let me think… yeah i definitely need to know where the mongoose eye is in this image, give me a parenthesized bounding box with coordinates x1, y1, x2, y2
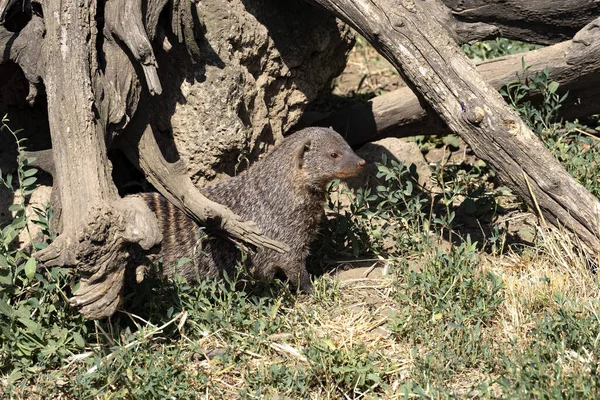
(330, 152, 339, 159)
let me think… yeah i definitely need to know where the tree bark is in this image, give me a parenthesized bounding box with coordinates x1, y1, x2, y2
(442, 0, 600, 45)
(306, 0, 600, 253)
(31, 0, 163, 319)
(317, 20, 600, 146)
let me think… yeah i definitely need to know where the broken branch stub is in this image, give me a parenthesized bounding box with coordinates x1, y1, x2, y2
(104, 0, 162, 95)
(307, 0, 600, 253)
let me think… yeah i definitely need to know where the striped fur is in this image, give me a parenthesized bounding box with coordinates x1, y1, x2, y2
(135, 127, 365, 292)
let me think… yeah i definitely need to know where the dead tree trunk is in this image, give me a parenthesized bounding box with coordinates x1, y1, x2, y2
(31, 0, 163, 319)
(442, 0, 600, 45)
(307, 0, 600, 253)
(318, 19, 600, 145)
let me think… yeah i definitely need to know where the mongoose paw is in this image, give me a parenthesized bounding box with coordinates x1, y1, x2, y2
(299, 280, 314, 295)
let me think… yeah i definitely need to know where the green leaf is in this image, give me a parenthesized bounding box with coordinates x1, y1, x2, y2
(7, 370, 23, 385)
(444, 135, 460, 148)
(23, 168, 38, 177)
(22, 177, 37, 187)
(0, 297, 14, 317)
(404, 180, 413, 196)
(0, 268, 12, 285)
(72, 331, 85, 348)
(3, 226, 18, 246)
(25, 257, 36, 280)
(33, 242, 48, 251)
(8, 203, 24, 212)
(175, 257, 192, 269)
(547, 81, 559, 94)
(18, 316, 43, 338)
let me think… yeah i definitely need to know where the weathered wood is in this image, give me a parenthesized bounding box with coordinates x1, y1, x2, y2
(0, 0, 19, 24)
(104, 0, 162, 95)
(32, 0, 162, 319)
(318, 23, 600, 145)
(307, 0, 600, 252)
(0, 17, 44, 104)
(442, 0, 600, 45)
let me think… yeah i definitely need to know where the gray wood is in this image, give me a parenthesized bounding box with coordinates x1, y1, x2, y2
(307, 0, 600, 252)
(443, 0, 600, 45)
(31, 0, 162, 319)
(318, 22, 600, 145)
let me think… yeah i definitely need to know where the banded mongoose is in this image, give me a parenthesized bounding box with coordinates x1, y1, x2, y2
(140, 127, 366, 293)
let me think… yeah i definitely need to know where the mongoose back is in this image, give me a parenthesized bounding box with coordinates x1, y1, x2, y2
(139, 127, 365, 292)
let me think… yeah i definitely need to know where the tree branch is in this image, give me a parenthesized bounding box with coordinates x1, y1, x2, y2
(105, 0, 162, 95)
(307, 0, 600, 253)
(317, 22, 600, 145)
(442, 0, 600, 45)
(0, 15, 44, 103)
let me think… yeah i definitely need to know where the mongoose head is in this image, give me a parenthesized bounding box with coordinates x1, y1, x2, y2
(296, 127, 366, 188)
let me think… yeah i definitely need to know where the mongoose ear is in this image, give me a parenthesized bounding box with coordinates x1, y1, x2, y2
(296, 139, 312, 169)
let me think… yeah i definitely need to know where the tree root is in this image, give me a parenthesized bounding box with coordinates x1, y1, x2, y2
(35, 197, 162, 319)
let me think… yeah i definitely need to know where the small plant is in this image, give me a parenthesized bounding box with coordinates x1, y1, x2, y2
(0, 116, 88, 384)
(499, 296, 600, 398)
(462, 38, 542, 62)
(320, 154, 430, 262)
(500, 62, 568, 136)
(304, 335, 392, 395)
(500, 63, 600, 197)
(390, 238, 504, 340)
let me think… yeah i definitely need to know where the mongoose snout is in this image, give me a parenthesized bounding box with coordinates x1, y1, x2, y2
(333, 155, 366, 179)
(138, 127, 364, 294)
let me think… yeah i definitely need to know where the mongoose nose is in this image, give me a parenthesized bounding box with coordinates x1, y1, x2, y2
(358, 159, 366, 168)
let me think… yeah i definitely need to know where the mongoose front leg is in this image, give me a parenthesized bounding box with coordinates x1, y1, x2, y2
(282, 263, 313, 294)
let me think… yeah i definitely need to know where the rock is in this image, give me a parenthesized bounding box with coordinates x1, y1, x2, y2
(335, 266, 386, 280)
(152, 0, 354, 184)
(349, 137, 431, 190)
(1, 184, 52, 250)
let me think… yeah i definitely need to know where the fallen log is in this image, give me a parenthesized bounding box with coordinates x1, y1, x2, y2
(316, 24, 600, 146)
(442, 0, 600, 45)
(307, 0, 600, 253)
